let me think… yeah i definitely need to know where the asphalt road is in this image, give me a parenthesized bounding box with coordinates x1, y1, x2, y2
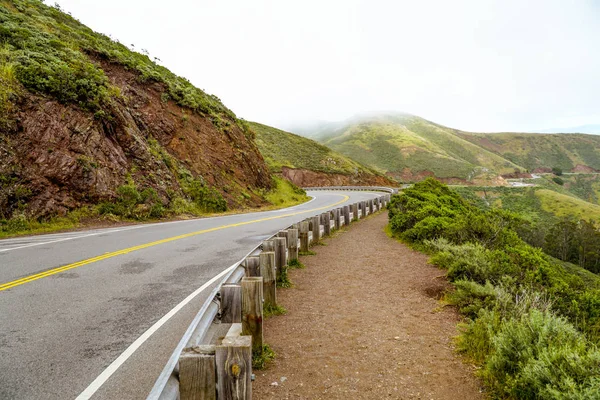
(0, 190, 382, 400)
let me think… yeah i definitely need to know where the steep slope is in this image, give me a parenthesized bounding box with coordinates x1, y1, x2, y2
(249, 122, 395, 187)
(457, 131, 600, 173)
(0, 0, 271, 221)
(314, 114, 519, 182)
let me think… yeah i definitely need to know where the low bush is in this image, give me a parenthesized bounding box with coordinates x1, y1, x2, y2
(388, 178, 600, 398)
(99, 184, 164, 220)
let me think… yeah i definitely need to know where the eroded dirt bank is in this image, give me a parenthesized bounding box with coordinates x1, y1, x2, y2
(254, 212, 484, 399)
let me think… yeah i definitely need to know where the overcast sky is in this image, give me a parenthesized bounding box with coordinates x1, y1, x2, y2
(55, 0, 600, 133)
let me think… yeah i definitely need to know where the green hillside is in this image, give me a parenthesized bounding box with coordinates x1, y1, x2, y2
(302, 113, 600, 182)
(250, 122, 393, 185)
(458, 132, 600, 172)
(313, 114, 520, 181)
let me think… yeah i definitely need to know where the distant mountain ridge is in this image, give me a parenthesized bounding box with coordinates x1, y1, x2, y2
(534, 124, 600, 135)
(289, 113, 600, 183)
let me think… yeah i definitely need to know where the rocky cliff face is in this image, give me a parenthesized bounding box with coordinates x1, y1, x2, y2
(281, 167, 395, 187)
(0, 57, 271, 219)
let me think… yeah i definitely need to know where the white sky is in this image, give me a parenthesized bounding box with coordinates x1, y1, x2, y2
(55, 0, 600, 133)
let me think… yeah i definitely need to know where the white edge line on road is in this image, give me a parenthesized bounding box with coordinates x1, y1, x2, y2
(0, 226, 143, 253)
(0, 195, 320, 254)
(75, 263, 237, 400)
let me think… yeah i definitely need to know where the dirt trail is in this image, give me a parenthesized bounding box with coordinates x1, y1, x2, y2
(253, 212, 484, 399)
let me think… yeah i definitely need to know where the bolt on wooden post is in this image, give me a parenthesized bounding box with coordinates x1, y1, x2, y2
(241, 276, 263, 356)
(259, 251, 276, 309)
(216, 335, 252, 400)
(179, 345, 217, 400)
(299, 221, 309, 252)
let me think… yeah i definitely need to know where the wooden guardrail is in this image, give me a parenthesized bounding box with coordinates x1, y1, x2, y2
(147, 188, 394, 400)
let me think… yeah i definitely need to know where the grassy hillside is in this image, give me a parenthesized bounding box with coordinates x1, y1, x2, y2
(312, 114, 520, 181)
(250, 122, 379, 175)
(458, 132, 600, 172)
(249, 122, 395, 186)
(301, 113, 600, 182)
(535, 189, 600, 221)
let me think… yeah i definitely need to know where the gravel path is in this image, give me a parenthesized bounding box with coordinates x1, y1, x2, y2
(253, 212, 484, 399)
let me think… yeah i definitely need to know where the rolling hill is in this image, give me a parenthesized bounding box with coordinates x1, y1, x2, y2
(249, 122, 395, 187)
(298, 113, 600, 183)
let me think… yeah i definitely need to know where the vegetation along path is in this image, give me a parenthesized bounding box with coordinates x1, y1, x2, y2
(254, 212, 484, 399)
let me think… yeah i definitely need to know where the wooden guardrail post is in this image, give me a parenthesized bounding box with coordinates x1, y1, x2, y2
(369, 199, 374, 214)
(333, 208, 341, 230)
(352, 203, 359, 222)
(216, 335, 252, 400)
(273, 237, 287, 276)
(343, 205, 350, 226)
(259, 251, 276, 309)
(361, 201, 367, 217)
(244, 256, 260, 277)
(241, 276, 263, 356)
(311, 215, 321, 243)
(321, 212, 331, 236)
(286, 229, 298, 261)
(220, 284, 242, 323)
(179, 345, 216, 400)
(299, 221, 309, 252)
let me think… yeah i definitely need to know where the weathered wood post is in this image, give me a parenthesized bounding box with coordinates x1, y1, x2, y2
(321, 212, 331, 236)
(369, 199, 374, 214)
(220, 284, 241, 323)
(241, 276, 263, 356)
(285, 228, 299, 261)
(333, 208, 341, 230)
(273, 237, 287, 276)
(244, 256, 260, 277)
(179, 345, 216, 400)
(352, 203, 359, 222)
(299, 221, 309, 252)
(216, 335, 252, 400)
(361, 201, 367, 217)
(259, 251, 276, 309)
(343, 205, 350, 226)
(311, 215, 321, 243)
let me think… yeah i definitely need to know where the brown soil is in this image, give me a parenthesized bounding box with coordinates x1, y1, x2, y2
(254, 213, 484, 400)
(281, 167, 396, 188)
(571, 164, 599, 173)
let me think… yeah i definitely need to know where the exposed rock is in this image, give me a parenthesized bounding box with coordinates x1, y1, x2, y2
(281, 167, 395, 188)
(0, 59, 271, 219)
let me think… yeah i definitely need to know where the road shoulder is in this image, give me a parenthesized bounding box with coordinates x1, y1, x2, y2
(253, 212, 484, 399)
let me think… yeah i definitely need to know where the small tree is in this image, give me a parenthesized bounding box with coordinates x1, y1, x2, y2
(552, 167, 563, 176)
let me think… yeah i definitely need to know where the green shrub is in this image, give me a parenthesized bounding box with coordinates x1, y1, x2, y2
(484, 310, 600, 399)
(99, 184, 165, 219)
(388, 178, 600, 397)
(183, 179, 227, 213)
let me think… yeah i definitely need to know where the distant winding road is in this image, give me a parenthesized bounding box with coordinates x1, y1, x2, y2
(0, 190, 381, 400)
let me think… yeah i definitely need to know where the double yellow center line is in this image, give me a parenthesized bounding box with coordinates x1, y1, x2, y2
(0, 195, 349, 292)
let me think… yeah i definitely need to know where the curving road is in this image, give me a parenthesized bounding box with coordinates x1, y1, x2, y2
(0, 190, 382, 400)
